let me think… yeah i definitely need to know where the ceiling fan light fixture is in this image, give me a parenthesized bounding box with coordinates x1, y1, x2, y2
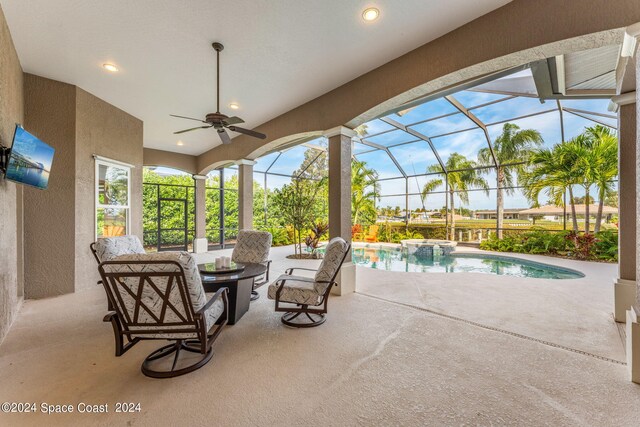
(102, 63, 119, 72)
(229, 103, 240, 110)
(177, 140, 184, 146)
(362, 7, 380, 22)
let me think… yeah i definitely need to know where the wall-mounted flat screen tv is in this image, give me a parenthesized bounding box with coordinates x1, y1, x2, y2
(5, 125, 55, 190)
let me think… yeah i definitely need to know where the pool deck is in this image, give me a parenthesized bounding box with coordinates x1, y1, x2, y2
(1, 245, 638, 425)
(357, 246, 624, 362)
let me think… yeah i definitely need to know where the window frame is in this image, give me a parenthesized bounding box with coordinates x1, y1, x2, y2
(95, 158, 132, 239)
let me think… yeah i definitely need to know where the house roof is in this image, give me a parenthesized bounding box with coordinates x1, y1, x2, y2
(519, 204, 618, 215)
(475, 208, 529, 214)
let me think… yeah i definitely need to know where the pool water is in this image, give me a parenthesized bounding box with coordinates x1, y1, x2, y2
(345, 247, 584, 279)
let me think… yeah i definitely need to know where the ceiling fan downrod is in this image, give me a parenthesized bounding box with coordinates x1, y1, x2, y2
(212, 42, 224, 114)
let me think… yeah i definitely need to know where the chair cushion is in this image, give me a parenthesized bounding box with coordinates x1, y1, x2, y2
(101, 251, 223, 338)
(267, 275, 322, 306)
(232, 230, 272, 264)
(95, 235, 145, 262)
(314, 237, 349, 293)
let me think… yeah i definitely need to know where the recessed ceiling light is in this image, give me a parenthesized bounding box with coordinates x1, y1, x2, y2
(229, 103, 240, 110)
(362, 7, 379, 22)
(177, 140, 184, 146)
(102, 63, 119, 72)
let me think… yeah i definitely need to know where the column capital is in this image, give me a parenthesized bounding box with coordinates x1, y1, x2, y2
(192, 174, 208, 180)
(235, 159, 256, 166)
(621, 22, 640, 57)
(608, 91, 636, 112)
(323, 126, 356, 139)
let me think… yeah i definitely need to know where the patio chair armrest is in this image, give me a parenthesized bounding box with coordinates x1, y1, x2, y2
(316, 279, 338, 289)
(103, 311, 118, 323)
(274, 275, 314, 299)
(197, 287, 228, 316)
(285, 267, 317, 275)
(265, 260, 272, 281)
(103, 311, 138, 356)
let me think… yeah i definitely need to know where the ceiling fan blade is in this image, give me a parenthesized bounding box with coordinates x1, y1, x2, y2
(227, 126, 266, 139)
(174, 125, 211, 134)
(224, 116, 244, 125)
(170, 114, 207, 123)
(218, 129, 232, 144)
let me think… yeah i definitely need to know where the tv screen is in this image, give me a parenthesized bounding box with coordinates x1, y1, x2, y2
(5, 125, 55, 190)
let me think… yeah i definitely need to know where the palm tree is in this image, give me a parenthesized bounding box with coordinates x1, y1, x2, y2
(524, 144, 573, 230)
(522, 140, 588, 232)
(584, 125, 618, 233)
(351, 159, 380, 225)
(524, 127, 618, 234)
(422, 153, 489, 240)
(566, 134, 596, 232)
(478, 123, 543, 238)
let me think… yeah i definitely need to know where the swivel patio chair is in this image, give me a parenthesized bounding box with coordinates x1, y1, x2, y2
(98, 251, 228, 378)
(267, 237, 350, 327)
(231, 229, 272, 301)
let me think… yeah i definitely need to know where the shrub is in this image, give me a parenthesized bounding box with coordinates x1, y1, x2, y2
(256, 225, 292, 246)
(593, 230, 618, 261)
(352, 224, 363, 238)
(565, 232, 596, 260)
(480, 229, 618, 262)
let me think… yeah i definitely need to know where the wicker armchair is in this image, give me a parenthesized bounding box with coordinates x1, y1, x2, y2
(231, 229, 272, 301)
(267, 237, 350, 327)
(98, 251, 228, 378)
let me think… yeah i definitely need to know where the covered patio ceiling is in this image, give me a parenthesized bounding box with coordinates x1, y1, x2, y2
(0, 0, 512, 155)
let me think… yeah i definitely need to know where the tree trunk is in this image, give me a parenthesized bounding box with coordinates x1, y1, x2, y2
(449, 190, 456, 241)
(584, 187, 590, 233)
(594, 186, 605, 233)
(568, 186, 578, 232)
(497, 168, 504, 239)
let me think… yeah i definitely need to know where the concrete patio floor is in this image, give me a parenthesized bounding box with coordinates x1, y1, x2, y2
(1, 245, 639, 426)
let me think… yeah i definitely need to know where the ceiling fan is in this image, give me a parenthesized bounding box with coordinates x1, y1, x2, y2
(171, 42, 266, 145)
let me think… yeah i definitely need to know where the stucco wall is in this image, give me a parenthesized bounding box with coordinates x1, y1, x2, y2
(75, 88, 143, 290)
(23, 74, 77, 298)
(23, 76, 144, 297)
(0, 4, 23, 343)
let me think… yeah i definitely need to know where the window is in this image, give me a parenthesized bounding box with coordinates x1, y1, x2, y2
(96, 158, 131, 238)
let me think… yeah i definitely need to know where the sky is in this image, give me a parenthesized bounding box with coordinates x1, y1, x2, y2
(151, 69, 617, 212)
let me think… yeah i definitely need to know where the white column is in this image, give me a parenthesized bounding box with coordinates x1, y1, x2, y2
(193, 174, 209, 253)
(625, 22, 640, 383)
(611, 94, 636, 322)
(237, 159, 255, 231)
(325, 126, 356, 295)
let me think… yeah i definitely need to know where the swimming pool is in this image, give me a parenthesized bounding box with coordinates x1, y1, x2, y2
(340, 246, 584, 279)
